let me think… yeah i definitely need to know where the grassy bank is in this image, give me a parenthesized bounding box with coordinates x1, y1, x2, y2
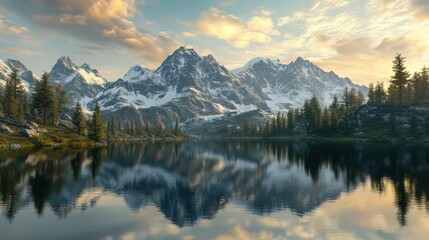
(1, 123, 189, 150)
(0, 126, 103, 149)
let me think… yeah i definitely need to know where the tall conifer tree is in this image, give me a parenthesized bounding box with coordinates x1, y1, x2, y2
(88, 102, 105, 141)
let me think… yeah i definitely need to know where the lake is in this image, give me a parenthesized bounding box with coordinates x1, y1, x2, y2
(0, 140, 429, 239)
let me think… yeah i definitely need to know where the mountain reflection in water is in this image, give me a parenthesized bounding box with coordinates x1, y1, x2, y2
(1, 140, 429, 231)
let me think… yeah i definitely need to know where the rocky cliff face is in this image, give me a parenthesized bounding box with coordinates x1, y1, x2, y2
(49, 56, 108, 107)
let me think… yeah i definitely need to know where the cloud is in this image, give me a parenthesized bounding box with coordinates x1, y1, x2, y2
(58, 14, 87, 25)
(247, 16, 279, 36)
(177, 31, 197, 39)
(410, 0, 429, 21)
(195, 8, 279, 48)
(218, 0, 237, 7)
(269, 0, 429, 84)
(0, 15, 29, 35)
(0, 47, 42, 56)
(277, 16, 291, 26)
(2, 0, 180, 68)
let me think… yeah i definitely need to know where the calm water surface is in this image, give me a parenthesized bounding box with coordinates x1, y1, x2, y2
(0, 140, 429, 239)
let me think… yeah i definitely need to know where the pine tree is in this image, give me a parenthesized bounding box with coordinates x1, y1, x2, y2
(406, 81, 412, 104)
(287, 109, 295, 132)
(271, 116, 276, 134)
(276, 112, 281, 133)
(107, 116, 116, 137)
(421, 67, 429, 103)
(303, 96, 322, 132)
(20, 93, 30, 116)
(321, 107, 330, 133)
(3, 68, 24, 116)
(155, 114, 164, 135)
(88, 102, 105, 141)
(145, 122, 151, 134)
(329, 95, 340, 130)
(265, 120, 271, 135)
(368, 83, 375, 102)
(412, 67, 429, 105)
(32, 72, 56, 124)
(390, 54, 410, 104)
(174, 119, 181, 136)
(54, 83, 68, 117)
(72, 101, 86, 135)
(374, 82, 387, 103)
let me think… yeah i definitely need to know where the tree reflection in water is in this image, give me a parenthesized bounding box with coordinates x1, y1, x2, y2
(0, 141, 428, 227)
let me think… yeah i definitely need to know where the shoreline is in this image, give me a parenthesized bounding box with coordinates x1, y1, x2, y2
(3, 133, 428, 150)
(191, 135, 429, 143)
(0, 135, 189, 150)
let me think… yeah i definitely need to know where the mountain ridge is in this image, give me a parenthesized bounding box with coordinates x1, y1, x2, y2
(1, 47, 368, 128)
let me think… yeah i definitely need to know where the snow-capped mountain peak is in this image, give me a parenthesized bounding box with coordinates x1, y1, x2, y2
(56, 56, 77, 69)
(122, 64, 154, 83)
(0, 59, 39, 91)
(49, 56, 107, 105)
(90, 47, 367, 127)
(80, 63, 92, 72)
(232, 57, 281, 74)
(4, 59, 28, 72)
(158, 46, 202, 72)
(175, 46, 199, 56)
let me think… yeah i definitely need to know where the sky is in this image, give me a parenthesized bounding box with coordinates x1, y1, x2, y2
(0, 0, 428, 85)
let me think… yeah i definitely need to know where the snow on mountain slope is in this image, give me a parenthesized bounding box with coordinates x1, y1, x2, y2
(235, 57, 368, 112)
(232, 57, 282, 74)
(0, 59, 40, 91)
(91, 46, 368, 127)
(93, 47, 268, 125)
(49, 56, 108, 106)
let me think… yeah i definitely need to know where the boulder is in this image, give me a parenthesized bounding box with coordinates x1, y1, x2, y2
(8, 143, 21, 150)
(19, 128, 39, 137)
(0, 123, 13, 133)
(25, 121, 39, 129)
(37, 128, 48, 133)
(58, 119, 75, 129)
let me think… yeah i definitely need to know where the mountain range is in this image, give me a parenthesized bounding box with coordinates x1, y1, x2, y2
(0, 47, 367, 128)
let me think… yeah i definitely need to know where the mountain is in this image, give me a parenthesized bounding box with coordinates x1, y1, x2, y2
(2, 47, 368, 130)
(92, 47, 367, 128)
(49, 56, 108, 107)
(93, 47, 267, 126)
(0, 59, 40, 91)
(234, 57, 368, 112)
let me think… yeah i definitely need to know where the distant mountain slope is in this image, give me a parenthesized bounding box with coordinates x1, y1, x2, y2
(234, 57, 368, 111)
(49, 56, 108, 107)
(0, 59, 40, 91)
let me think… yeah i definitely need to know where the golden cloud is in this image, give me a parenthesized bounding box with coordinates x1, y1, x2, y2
(0, 47, 42, 56)
(196, 8, 279, 48)
(58, 14, 87, 25)
(22, 0, 181, 68)
(270, 0, 429, 85)
(177, 31, 197, 39)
